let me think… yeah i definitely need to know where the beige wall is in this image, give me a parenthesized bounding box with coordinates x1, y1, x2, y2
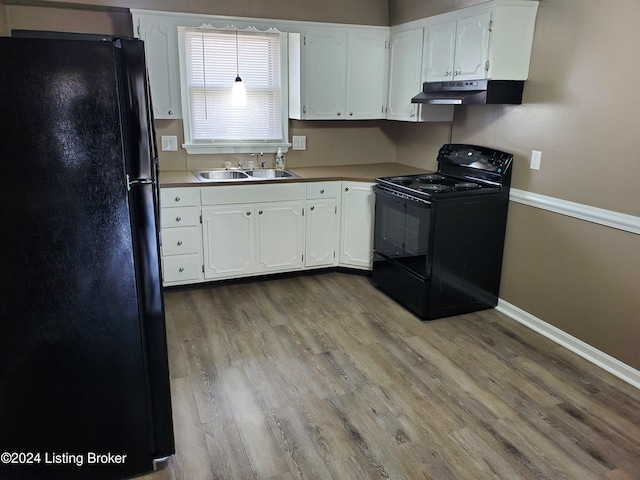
(6, 0, 389, 26)
(181, 120, 398, 171)
(392, 0, 640, 369)
(389, 0, 485, 25)
(0, 4, 7, 36)
(154, 119, 398, 172)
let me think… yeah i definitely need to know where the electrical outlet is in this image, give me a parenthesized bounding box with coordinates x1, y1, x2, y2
(530, 150, 542, 170)
(292, 136, 306, 150)
(161, 136, 178, 152)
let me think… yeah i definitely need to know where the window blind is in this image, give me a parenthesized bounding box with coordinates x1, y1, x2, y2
(183, 28, 283, 142)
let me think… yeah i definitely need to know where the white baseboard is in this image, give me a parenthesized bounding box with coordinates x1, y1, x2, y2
(496, 299, 640, 390)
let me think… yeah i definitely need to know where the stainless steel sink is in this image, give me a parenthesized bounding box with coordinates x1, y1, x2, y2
(193, 169, 299, 182)
(245, 169, 299, 179)
(194, 170, 250, 181)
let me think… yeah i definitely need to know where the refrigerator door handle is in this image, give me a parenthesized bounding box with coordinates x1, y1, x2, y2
(127, 174, 154, 191)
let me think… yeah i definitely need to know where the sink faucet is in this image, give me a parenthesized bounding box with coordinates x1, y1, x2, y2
(238, 152, 263, 169)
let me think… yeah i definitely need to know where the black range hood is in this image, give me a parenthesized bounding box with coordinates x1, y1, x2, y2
(411, 80, 525, 105)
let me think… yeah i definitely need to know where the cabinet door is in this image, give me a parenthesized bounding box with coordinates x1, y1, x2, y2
(256, 201, 305, 272)
(134, 15, 181, 119)
(202, 205, 255, 279)
(306, 199, 339, 267)
(305, 29, 348, 119)
(424, 20, 456, 82)
(346, 31, 389, 120)
(340, 182, 375, 270)
(386, 28, 424, 122)
(454, 13, 491, 80)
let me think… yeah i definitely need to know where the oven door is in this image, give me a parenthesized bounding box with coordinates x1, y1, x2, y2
(373, 185, 432, 280)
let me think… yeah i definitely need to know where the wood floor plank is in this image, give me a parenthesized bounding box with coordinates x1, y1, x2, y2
(201, 418, 254, 480)
(137, 272, 640, 480)
(217, 366, 290, 477)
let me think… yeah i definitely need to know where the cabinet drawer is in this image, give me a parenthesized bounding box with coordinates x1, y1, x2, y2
(161, 207, 199, 227)
(161, 226, 200, 256)
(162, 254, 202, 283)
(306, 181, 340, 199)
(160, 188, 199, 208)
(201, 183, 305, 205)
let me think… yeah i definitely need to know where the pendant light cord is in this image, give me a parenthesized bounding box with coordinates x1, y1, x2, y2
(202, 33, 208, 119)
(235, 29, 240, 79)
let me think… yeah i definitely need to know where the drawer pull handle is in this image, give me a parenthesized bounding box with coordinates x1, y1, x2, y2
(176, 216, 181, 222)
(177, 241, 183, 246)
(178, 267, 184, 272)
(175, 196, 181, 202)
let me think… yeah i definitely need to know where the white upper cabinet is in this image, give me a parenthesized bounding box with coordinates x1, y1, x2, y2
(425, 13, 491, 82)
(132, 12, 182, 119)
(386, 28, 423, 121)
(386, 28, 454, 122)
(290, 27, 389, 120)
(455, 13, 492, 80)
(346, 31, 389, 119)
(424, 21, 456, 82)
(423, 2, 538, 83)
(304, 29, 349, 119)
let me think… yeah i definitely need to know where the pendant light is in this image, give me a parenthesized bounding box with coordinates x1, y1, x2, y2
(231, 29, 246, 106)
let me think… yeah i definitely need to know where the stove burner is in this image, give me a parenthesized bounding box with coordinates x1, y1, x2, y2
(419, 184, 451, 192)
(454, 182, 480, 190)
(417, 174, 446, 183)
(388, 176, 415, 185)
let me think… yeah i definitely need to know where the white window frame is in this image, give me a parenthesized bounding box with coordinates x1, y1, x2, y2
(178, 25, 290, 154)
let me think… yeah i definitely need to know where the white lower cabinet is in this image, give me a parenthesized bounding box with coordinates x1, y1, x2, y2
(160, 180, 375, 285)
(340, 181, 375, 269)
(305, 182, 340, 268)
(256, 202, 305, 272)
(200, 184, 306, 281)
(159, 187, 204, 286)
(202, 204, 255, 279)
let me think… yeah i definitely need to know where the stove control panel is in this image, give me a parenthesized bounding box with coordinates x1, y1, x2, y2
(438, 144, 513, 174)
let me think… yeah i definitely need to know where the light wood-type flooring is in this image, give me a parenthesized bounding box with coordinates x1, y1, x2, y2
(138, 271, 640, 480)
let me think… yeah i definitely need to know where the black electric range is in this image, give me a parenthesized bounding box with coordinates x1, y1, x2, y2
(372, 144, 514, 320)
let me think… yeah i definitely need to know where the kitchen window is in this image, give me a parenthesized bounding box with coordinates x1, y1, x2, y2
(178, 26, 289, 154)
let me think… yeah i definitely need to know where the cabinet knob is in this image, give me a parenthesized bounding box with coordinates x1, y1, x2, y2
(176, 216, 181, 222)
(168, 110, 174, 116)
(410, 111, 415, 118)
(345, 187, 350, 192)
(246, 211, 251, 216)
(454, 70, 461, 76)
(337, 111, 341, 116)
(177, 241, 183, 246)
(310, 206, 315, 211)
(320, 189, 325, 194)
(445, 71, 450, 77)
(258, 210, 264, 215)
(349, 112, 353, 116)
(175, 196, 181, 202)
(178, 267, 184, 272)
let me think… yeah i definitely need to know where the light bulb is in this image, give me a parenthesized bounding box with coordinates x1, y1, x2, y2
(231, 76, 246, 106)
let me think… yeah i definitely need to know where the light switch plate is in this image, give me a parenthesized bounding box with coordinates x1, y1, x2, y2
(530, 150, 542, 170)
(161, 136, 178, 152)
(292, 136, 306, 150)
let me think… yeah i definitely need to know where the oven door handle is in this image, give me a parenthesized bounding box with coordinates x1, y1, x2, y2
(374, 184, 432, 206)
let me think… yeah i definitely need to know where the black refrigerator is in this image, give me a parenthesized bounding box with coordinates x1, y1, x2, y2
(0, 35, 174, 479)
